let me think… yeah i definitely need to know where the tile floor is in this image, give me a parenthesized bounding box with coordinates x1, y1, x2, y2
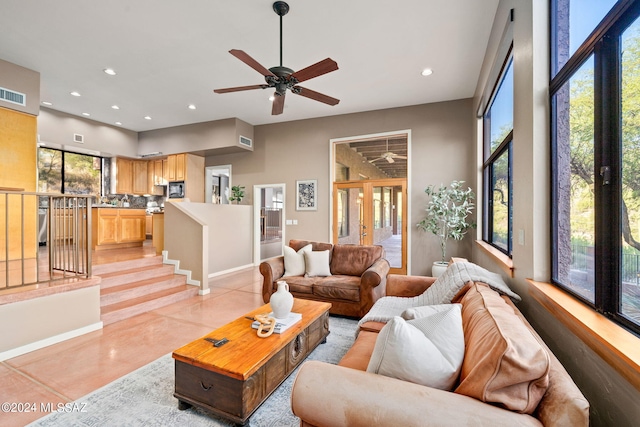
(0, 252, 265, 427)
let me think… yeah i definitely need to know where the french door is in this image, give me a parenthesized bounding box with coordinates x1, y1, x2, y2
(333, 178, 407, 274)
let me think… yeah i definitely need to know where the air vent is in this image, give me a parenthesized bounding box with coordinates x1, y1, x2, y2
(0, 86, 26, 106)
(73, 133, 84, 144)
(239, 135, 253, 148)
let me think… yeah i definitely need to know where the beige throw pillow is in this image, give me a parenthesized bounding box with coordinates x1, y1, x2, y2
(283, 244, 312, 277)
(366, 304, 465, 390)
(304, 250, 332, 277)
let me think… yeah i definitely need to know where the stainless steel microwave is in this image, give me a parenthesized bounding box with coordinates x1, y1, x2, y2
(168, 181, 185, 198)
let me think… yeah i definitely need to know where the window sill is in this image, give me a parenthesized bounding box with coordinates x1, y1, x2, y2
(475, 240, 514, 277)
(527, 279, 640, 392)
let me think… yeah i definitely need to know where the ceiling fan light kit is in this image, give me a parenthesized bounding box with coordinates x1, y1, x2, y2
(213, 1, 340, 115)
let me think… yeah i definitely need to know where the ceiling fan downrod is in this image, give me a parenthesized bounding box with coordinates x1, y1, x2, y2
(273, 1, 289, 67)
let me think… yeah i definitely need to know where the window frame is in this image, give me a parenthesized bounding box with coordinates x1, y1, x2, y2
(37, 147, 104, 195)
(482, 53, 514, 257)
(550, 0, 640, 336)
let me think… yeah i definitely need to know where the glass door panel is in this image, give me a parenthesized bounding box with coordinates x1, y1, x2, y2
(334, 179, 406, 274)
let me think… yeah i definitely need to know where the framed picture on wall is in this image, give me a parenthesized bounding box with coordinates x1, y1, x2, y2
(296, 179, 317, 211)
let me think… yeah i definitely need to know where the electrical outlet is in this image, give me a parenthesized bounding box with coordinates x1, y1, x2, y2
(293, 219, 298, 225)
(285, 219, 293, 225)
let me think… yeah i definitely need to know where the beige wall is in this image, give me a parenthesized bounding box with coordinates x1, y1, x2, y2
(164, 202, 252, 291)
(472, 1, 640, 426)
(0, 286, 101, 356)
(138, 117, 254, 156)
(38, 108, 139, 158)
(205, 100, 475, 275)
(0, 59, 39, 116)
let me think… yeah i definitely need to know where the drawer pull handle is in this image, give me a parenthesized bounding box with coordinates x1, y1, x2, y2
(200, 381, 212, 391)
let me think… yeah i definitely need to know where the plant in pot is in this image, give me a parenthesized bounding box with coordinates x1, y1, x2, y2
(229, 185, 245, 204)
(417, 180, 476, 277)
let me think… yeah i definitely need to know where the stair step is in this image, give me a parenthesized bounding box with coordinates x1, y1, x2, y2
(101, 285, 199, 326)
(98, 264, 176, 289)
(100, 274, 187, 307)
(92, 256, 163, 276)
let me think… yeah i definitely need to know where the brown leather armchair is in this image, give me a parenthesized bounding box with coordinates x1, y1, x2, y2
(259, 240, 390, 318)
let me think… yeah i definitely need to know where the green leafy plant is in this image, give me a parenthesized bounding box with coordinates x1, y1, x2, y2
(417, 180, 476, 263)
(229, 185, 245, 204)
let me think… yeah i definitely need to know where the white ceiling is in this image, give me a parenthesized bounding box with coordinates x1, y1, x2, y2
(0, 0, 499, 132)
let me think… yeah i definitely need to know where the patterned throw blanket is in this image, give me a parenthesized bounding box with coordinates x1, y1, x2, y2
(358, 261, 520, 327)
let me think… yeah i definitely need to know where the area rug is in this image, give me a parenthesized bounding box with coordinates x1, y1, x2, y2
(28, 316, 358, 427)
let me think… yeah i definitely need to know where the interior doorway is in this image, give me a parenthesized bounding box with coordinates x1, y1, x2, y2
(253, 184, 286, 263)
(205, 165, 231, 204)
(331, 131, 410, 274)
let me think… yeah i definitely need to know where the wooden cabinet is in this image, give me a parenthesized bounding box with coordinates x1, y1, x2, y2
(162, 158, 169, 183)
(147, 161, 163, 196)
(92, 208, 146, 250)
(175, 153, 186, 181)
(112, 158, 133, 194)
(112, 158, 149, 195)
(166, 153, 187, 182)
(154, 159, 165, 186)
(132, 160, 148, 195)
(145, 214, 152, 236)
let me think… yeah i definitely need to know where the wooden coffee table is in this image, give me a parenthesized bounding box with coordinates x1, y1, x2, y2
(172, 299, 331, 425)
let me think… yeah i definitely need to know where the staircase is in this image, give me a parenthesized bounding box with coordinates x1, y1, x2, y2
(94, 255, 199, 326)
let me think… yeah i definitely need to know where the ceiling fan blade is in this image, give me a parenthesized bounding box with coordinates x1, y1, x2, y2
(272, 92, 285, 115)
(293, 86, 340, 106)
(291, 58, 338, 83)
(386, 157, 395, 163)
(369, 157, 384, 163)
(214, 84, 268, 94)
(229, 49, 276, 77)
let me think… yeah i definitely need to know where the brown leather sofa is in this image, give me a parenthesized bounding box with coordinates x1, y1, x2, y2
(259, 240, 390, 318)
(291, 274, 590, 427)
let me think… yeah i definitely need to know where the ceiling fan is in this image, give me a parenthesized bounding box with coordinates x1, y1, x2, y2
(370, 140, 408, 164)
(213, 1, 340, 115)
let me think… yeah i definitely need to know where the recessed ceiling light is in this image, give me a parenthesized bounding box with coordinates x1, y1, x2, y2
(42, 101, 53, 106)
(111, 105, 120, 110)
(70, 91, 81, 97)
(82, 112, 90, 116)
(144, 116, 152, 120)
(115, 122, 122, 126)
(188, 104, 196, 110)
(103, 68, 117, 76)
(268, 95, 275, 102)
(421, 68, 433, 76)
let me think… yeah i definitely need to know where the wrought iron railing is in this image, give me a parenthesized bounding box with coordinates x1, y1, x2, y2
(1, 191, 92, 290)
(572, 244, 640, 285)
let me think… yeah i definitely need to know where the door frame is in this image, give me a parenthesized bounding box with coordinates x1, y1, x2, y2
(253, 183, 286, 265)
(329, 129, 412, 274)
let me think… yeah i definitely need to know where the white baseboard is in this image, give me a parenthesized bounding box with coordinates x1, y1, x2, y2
(162, 250, 201, 288)
(208, 263, 254, 278)
(0, 321, 103, 362)
(198, 288, 210, 296)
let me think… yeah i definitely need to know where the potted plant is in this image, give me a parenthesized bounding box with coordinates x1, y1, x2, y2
(229, 185, 245, 204)
(417, 180, 476, 276)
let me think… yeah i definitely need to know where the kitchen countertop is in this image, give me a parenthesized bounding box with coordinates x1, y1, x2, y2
(92, 205, 146, 209)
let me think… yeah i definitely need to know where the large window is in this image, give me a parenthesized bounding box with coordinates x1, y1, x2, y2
(38, 147, 103, 195)
(483, 57, 514, 255)
(551, 0, 640, 334)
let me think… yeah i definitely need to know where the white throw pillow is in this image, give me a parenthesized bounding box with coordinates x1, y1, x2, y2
(366, 304, 464, 390)
(304, 250, 332, 277)
(283, 244, 312, 277)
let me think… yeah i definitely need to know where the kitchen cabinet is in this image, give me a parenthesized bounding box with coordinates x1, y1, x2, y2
(145, 214, 152, 236)
(132, 160, 148, 195)
(92, 208, 146, 250)
(147, 161, 163, 196)
(166, 153, 186, 182)
(112, 157, 133, 194)
(111, 157, 149, 195)
(154, 159, 165, 186)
